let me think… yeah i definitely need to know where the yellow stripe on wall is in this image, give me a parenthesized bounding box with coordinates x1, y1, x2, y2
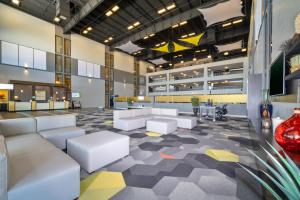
(155, 94, 247, 103)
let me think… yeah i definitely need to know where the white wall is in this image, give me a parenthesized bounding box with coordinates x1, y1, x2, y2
(272, 0, 300, 62)
(139, 60, 153, 75)
(114, 50, 134, 73)
(71, 76, 105, 108)
(71, 33, 105, 65)
(0, 3, 55, 53)
(114, 82, 134, 96)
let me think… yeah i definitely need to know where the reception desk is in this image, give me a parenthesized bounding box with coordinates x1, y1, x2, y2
(8, 101, 69, 112)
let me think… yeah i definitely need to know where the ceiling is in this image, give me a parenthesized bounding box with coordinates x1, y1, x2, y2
(1, 0, 252, 70)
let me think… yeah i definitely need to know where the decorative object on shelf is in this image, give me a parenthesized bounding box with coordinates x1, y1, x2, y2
(295, 13, 300, 34)
(275, 108, 300, 152)
(191, 96, 200, 116)
(290, 54, 300, 73)
(240, 142, 300, 200)
(261, 118, 272, 129)
(127, 97, 134, 106)
(260, 89, 273, 119)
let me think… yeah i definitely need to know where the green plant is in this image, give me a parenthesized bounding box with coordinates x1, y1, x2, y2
(191, 96, 200, 107)
(239, 142, 300, 200)
(127, 97, 134, 105)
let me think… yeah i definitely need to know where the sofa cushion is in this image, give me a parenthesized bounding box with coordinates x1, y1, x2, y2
(0, 118, 37, 137)
(0, 135, 7, 200)
(39, 127, 86, 149)
(8, 147, 80, 200)
(151, 108, 161, 115)
(113, 110, 134, 120)
(159, 108, 178, 116)
(35, 114, 77, 132)
(6, 134, 55, 158)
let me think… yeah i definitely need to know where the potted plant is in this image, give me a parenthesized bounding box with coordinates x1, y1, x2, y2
(127, 97, 134, 107)
(191, 96, 200, 116)
(240, 142, 300, 200)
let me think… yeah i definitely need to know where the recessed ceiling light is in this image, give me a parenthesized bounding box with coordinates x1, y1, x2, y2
(109, 37, 113, 41)
(224, 52, 229, 56)
(195, 50, 201, 53)
(222, 22, 232, 27)
(180, 60, 184, 63)
(174, 56, 178, 58)
(87, 27, 93, 31)
(59, 15, 67, 20)
(172, 24, 179, 28)
(201, 49, 207, 52)
(169, 63, 173, 66)
(155, 44, 160, 47)
(104, 39, 109, 43)
(207, 55, 212, 59)
(193, 58, 197, 61)
(225, 66, 229, 69)
(54, 17, 61, 22)
(233, 19, 243, 24)
(144, 36, 149, 39)
(242, 48, 247, 52)
(161, 41, 166, 45)
(133, 21, 140, 27)
(166, 3, 176, 10)
(12, 0, 20, 5)
(128, 25, 134, 30)
(112, 5, 119, 12)
(106, 10, 113, 17)
(158, 8, 166, 14)
(179, 21, 187, 25)
(181, 35, 188, 38)
(159, 65, 162, 68)
(149, 33, 155, 37)
(189, 32, 195, 36)
(83, 30, 88, 34)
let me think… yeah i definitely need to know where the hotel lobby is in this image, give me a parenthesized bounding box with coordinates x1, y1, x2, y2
(0, 0, 299, 200)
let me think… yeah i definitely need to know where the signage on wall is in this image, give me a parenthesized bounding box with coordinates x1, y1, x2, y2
(35, 90, 46, 101)
(72, 92, 81, 98)
(0, 84, 14, 90)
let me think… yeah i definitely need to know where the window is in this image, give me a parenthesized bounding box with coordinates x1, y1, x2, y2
(64, 39, 71, 56)
(55, 73, 63, 85)
(55, 36, 63, 54)
(55, 55, 63, 73)
(64, 57, 71, 74)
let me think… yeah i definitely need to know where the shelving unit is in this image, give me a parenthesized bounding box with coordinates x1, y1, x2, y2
(285, 34, 300, 80)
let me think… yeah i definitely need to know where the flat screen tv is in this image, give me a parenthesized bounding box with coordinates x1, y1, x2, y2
(71, 92, 81, 98)
(270, 52, 286, 96)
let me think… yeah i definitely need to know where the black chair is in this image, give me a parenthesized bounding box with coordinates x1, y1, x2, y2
(215, 104, 228, 120)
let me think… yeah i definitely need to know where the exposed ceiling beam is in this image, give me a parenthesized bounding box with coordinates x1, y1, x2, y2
(111, 8, 201, 48)
(63, 0, 105, 33)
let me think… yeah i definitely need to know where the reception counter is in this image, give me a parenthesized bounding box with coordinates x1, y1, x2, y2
(8, 101, 69, 112)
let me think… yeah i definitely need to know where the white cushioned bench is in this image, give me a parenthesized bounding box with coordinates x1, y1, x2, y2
(67, 131, 129, 173)
(146, 118, 177, 134)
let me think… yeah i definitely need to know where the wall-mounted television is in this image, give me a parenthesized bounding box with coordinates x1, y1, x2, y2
(270, 52, 286, 96)
(72, 92, 81, 98)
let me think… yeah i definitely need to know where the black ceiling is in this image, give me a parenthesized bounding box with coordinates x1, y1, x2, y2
(1, 0, 252, 68)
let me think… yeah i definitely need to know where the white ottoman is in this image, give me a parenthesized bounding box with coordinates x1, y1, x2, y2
(67, 131, 129, 173)
(146, 118, 177, 134)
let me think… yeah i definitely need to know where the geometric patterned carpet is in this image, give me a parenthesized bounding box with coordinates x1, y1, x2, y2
(0, 109, 264, 199)
(74, 109, 263, 200)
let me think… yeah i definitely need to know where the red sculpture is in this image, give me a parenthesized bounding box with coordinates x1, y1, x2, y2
(275, 108, 300, 152)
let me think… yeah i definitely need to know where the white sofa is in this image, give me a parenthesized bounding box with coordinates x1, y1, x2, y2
(113, 108, 197, 131)
(36, 114, 85, 149)
(0, 118, 80, 200)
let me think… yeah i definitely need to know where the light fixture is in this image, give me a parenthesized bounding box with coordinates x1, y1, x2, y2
(12, 0, 20, 6)
(104, 39, 109, 43)
(149, 33, 155, 37)
(193, 58, 197, 61)
(207, 55, 212, 59)
(201, 49, 207, 52)
(181, 35, 188, 38)
(133, 21, 140, 27)
(106, 10, 113, 17)
(179, 21, 187, 25)
(189, 32, 195, 36)
(159, 65, 162, 68)
(158, 8, 166, 14)
(222, 22, 232, 27)
(0, 84, 14, 90)
(180, 60, 184, 63)
(128, 25, 134, 30)
(233, 19, 243, 24)
(166, 3, 176, 10)
(172, 24, 179, 28)
(195, 50, 201, 53)
(112, 5, 119, 12)
(169, 63, 173, 66)
(87, 27, 93, 31)
(160, 41, 166, 45)
(59, 15, 67, 20)
(108, 37, 113, 41)
(54, 17, 61, 23)
(155, 44, 160, 47)
(224, 52, 229, 56)
(83, 30, 88, 34)
(144, 36, 149, 39)
(242, 48, 247, 52)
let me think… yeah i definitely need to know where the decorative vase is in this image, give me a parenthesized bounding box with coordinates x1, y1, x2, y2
(260, 103, 273, 118)
(275, 108, 300, 152)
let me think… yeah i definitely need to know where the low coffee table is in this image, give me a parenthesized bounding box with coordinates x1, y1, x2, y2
(146, 118, 177, 135)
(67, 131, 129, 173)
